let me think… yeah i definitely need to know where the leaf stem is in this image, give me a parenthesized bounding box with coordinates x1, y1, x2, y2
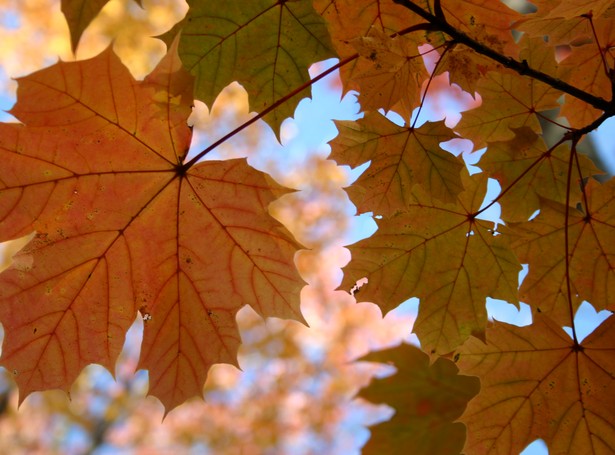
(475, 137, 567, 218)
(392, 0, 613, 113)
(564, 141, 580, 343)
(183, 55, 357, 170)
(411, 42, 452, 129)
(476, 109, 610, 218)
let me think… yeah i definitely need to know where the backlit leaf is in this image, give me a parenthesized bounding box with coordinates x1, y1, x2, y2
(481, 127, 601, 222)
(514, 0, 593, 46)
(457, 314, 615, 455)
(359, 342, 480, 455)
(558, 17, 615, 127)
(350, 27, 429, 119)
(435, 44, 497, 94)
(456, 37, 562, 150)
(342, 171, 520, 355)
(330, 111, 462, 216)
(509, 179, 615, 324)
(178, 0, 336, 135)
(545, 0, 615, 19)
(313, 0, 429, 95)
(441, 0, 521, 56)
(0, 42, 304, 412)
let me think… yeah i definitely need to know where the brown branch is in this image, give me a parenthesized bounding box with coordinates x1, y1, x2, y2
(392, 0, 613, 113)
(184, 55, 358, 169)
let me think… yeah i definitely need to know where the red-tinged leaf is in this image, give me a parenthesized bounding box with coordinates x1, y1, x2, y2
(330, 112, 463, 216)
(132, 159, 303, 411)
(456, 314, 615, 455)
(481, 127, 601, 222)
(509, 178, 615, 325)
(358, 342, 479, 455)
(349, 27, 429, 119)
(342, 171, 520, 355)
(456, 37, 562, 150)
(0, 41, 304, 412)
(178, 0, 336, 135)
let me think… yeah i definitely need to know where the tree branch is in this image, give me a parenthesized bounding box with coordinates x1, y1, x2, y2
(393, 0, 613, 114)
(184, 54, 358, 169)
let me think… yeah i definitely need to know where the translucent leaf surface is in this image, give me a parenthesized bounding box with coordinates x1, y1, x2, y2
(178, 0, 336, 135)
(457, 314, 615, 454)
(331, 111, 463, 216)
(342, 171, 520, 355)
(0, 42, 304, 412)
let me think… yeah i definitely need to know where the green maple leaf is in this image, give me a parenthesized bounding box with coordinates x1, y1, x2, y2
(342, 171, 520, 355)
(331, 111, 463, 217)
(178, 0, 337, 135)
(359, 342, 479, 455)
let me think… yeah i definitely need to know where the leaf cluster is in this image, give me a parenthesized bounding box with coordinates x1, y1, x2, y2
(0, 0, 614, 453)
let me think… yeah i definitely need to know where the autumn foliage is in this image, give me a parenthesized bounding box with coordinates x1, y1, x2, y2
(0, 0, 614, 453)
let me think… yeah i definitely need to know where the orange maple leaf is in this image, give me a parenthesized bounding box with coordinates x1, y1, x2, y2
(350, 27, 429, 119)
(456, 37, 562, 150)
(441, 0, 521, 56)
(558, 17, 615, 127)
(0, 41, 304, 412)
(546, 0, 615, 20)
(435, 44, 497, 94)
(514, 0, 593, 47)
(314, 0, 429, 95)
(457, 313, 615, 454)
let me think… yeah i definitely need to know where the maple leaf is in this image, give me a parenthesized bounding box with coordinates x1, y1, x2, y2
(358, 342, 479, 455)
(349, 27, 429, 120)
(545, 0, 615, 19)
(558, 17, 615, 127)
(440, 0, 521, 56)
(313, 0, 430, 95)
(5, 0, 615, 450)
(61, 0, 143, 53)
(456, 313, 615, 455)
(508, 179, 615, 325)
(342, 171, 520, 355)
(456, 37, 562, 150)
(513, 0, 594, 47)
(0, 41, 304, 411)
(177, 0, 336, 135)
(390, 0, 521, 95)
(435, 44, 497, 94)
(331, 111, 463, 216)
(480, 127, 601, 223)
